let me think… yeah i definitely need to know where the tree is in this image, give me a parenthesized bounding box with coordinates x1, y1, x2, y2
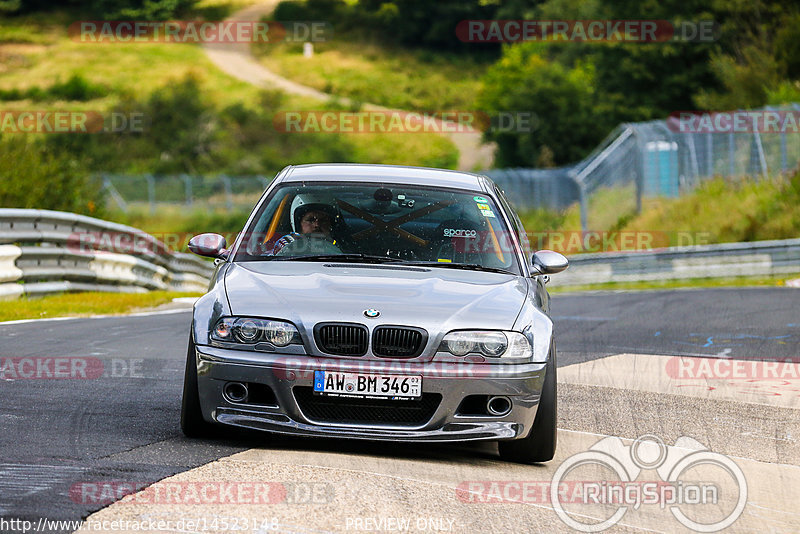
(478, 44, 604, 166)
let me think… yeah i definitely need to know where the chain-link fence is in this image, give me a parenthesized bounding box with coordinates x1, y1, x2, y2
(100, 174, 269, 212)
(103, 105, 800, 225)
(488, 104, 800, 231)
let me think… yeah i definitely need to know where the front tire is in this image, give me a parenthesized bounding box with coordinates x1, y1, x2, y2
(180, 336, 218, 438)
(498, 345, 557, 463)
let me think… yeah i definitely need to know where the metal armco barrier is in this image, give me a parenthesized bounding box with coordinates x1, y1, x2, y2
(552, 238, 800, 287)
(0, 209, 215, 299)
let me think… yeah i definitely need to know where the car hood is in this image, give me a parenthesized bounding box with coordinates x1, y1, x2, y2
(224, 262, 528, 335)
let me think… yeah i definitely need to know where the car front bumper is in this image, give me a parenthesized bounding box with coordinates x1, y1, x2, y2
(194, 345, 548, 443)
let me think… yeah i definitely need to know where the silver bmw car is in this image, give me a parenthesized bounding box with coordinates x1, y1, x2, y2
(182, 164, 568, 463)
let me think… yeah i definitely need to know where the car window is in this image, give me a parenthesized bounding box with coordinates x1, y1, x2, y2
(493, 184, 532, 263)
(235, 182, 521, 274)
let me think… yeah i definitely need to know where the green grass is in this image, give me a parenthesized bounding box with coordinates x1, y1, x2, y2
(109, 205, 252, 249)
(0, 291, 202, 322)
(549, 275, 798, 294)
(190, 0, 264, 19)
(518, 172, 800, 253)
(621, 175, 800, 244)
(254, 39, 489, 111)
(0, 10, 457, 167)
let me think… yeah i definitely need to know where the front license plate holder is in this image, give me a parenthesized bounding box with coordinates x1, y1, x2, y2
(313, 371, 422, 399)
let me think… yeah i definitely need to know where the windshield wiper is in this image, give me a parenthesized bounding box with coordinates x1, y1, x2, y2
(398, 261, 515, 275)
(272, 254, 405, 263)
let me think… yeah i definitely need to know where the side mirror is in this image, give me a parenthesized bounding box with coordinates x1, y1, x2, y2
(532, 250, 568, 275)
(188, 233, 228, 259)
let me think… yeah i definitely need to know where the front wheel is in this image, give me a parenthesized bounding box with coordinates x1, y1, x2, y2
(180, 336, 219, 438)
(498, 345, 557, 463)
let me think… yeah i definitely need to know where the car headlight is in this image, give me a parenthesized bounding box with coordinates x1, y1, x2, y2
(439, 331, 532, 361)
(211, 317, 301, 346)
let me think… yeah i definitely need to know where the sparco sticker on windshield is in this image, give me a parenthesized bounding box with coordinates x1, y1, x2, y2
(444, 228, 478, 238)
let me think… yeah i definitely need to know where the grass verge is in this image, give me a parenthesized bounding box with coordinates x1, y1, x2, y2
(517, 171, 800, 254)
(0, 291, 202, 322)
(549, 275, 799, 294)
(0, 10, 457, 169)
(254, 40, 488, 111)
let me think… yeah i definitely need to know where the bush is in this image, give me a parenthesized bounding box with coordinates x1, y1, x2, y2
(5, 0, 197, 19)
(47, 74, 108, 101)
(0, 74, 108, 102)
(0, 137, 105, 216)
(44, 74, 358, 176)
(478, 47, 604, 167)
(273, 0, 498, 54)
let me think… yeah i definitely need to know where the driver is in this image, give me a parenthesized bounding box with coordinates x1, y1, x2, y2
(271, 194, 342, 255)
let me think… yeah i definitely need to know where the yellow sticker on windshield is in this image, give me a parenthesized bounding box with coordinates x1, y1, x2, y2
(477, 203, 491, 210)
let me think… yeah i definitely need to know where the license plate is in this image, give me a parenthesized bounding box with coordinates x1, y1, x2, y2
(313, 371, 422, 399)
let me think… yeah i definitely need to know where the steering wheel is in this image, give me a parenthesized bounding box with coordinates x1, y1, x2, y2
(274, 233, 342, 256)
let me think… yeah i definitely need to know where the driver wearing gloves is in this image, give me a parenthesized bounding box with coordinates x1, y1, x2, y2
(271, 194, 342, 255)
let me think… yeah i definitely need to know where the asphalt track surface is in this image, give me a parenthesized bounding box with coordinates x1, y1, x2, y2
(0, 287, 798, 532)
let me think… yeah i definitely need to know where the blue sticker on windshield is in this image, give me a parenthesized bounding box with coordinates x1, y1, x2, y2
(473, 196, 488, 203)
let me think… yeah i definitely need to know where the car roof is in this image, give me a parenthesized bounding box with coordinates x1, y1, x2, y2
(278, 164, 487, 191)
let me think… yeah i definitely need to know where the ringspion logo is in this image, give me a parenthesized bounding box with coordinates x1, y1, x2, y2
(551, 435, 747, 532)
(458, 435, 747, 532)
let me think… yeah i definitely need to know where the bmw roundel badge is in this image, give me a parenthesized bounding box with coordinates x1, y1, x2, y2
(364, 308, 380, 318)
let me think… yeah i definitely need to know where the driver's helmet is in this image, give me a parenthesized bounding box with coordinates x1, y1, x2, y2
(290, 193, 340, 232)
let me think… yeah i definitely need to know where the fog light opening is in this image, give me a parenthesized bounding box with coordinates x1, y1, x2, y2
(486, 396, 512, 416)
(223, 382, 249, 403)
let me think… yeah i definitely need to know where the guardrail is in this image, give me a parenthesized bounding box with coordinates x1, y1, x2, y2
(0, 209, 215, 299)
(552, 238, 800, 287)
(3, 209, 797, 294)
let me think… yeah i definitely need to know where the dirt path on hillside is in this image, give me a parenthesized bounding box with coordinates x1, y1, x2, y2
(202, 2, 495, 171)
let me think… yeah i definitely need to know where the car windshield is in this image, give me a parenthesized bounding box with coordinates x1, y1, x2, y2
(234, 182, 521, 274)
